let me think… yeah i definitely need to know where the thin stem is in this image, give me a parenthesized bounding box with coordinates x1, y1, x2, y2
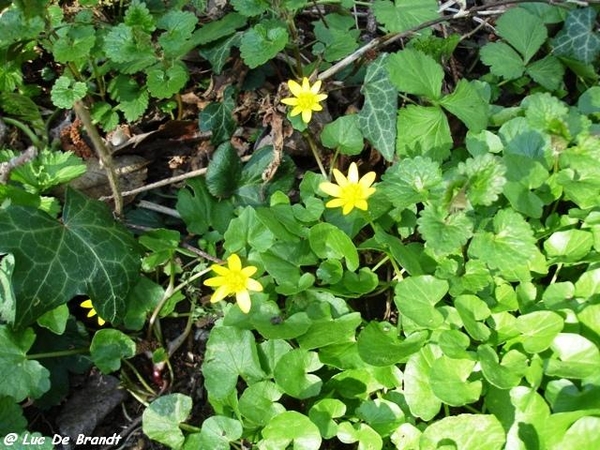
(27, 347, 89, 359)
(304, 131, 327, 178)
(2, 117, 42, 149)
(123, 359, 157, 396)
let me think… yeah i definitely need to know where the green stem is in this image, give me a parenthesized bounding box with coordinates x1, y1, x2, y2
(123, 359, 157, 396)
(27, 347, 89, 359)
(2, 117, 42, 149)
(179, 423, 201, 433)
(304, 131, 327, 178)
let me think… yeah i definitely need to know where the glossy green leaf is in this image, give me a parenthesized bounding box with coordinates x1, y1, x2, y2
(480, 42, 525, 79)
(251, 303, 312, 340)
(516, 310, 564, 353)
(239, 381, 285, 426)
(553, 416, 600, 449)
(89, 329, 136, 373)
(309, 223, 359, 271)
(403, 345, 442, 420)
(205, 143, 242, 198)
(420, 414, 505, 450)
(394, 275, 448, 329)
(309, 398, 346, 439)
(545, 333, 600, 379)
(337, 422, 382, 450)
(146, 61, 188, 99)
(527, 55, 565, 91)
(430, 356, 482, 406)
(321, 114, 364, 155)
(418, 205, 474, 256)
(357, 321, 427, 366)
(373, 0, 439, 33)
(396, 105, 452, 162)
(387, 48, 443, 99)
(143, 393, 192, 450)
(544, 229, 593, 262)
(455, 294, 491, 341)
(578, 86, 600, 115)
(50, 76, 87, 109)
(439, 79, 488, 131)
(260, 411, 322, 450)
(0, 188, 140, 328)
(478, 345, 525, 389)
(273, 349, 323, 399)
(186, 416, 243, 450)
(357, 54, 397, 161)
(297, 313, 361, 349)
(356, 397, 405, 437)
(0, 326, 49, 402)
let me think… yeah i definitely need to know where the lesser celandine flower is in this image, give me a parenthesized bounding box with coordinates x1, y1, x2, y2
(203, 254, 263, 313)
(319, 162, 377, 215)
(80, 299, 105, 326)
(281, 77, 328, 123)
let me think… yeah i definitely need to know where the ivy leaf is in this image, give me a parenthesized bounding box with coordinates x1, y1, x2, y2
(0, 188, 141, 328)
(239, 20, 288, 69)
(146, 62, 188, 99)
(387, 48, 443, 99)
(439, 79, 488, 131)
(468, 208, 542, 279)
(480, 42, 526, 80)
(496, 7, 547, 63)
(373, 0, 439, 33)
(458, 154, 506, 206)
(417, 205, 474, 256)
(357, 54, 397, 162)
(0, 326, 50, 402)
(199, 33, 241, 75)
(143, 394, 192, 450)
(199, 85, 236, 145)
(108, 75, 149, 122)
(89, 329, 136, 373)
(50, 76, 87, 109)
(396, 105, 452, 162)
(552, 7, 600, 64)
(321, 114, 364, 156)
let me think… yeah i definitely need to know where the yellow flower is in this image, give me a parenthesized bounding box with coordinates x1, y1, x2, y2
(319, 162, 377, 215)
(281, 77, 328, 123)
(203, 254, 263, 313)
(80, 299, 106, 326)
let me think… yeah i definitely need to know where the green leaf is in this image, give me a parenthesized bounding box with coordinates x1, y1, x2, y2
(202, 326, 265, 402)
(199, 33, 241, 75)
(554, 416, 600, 449)
(157, 10, 197, 58)
(357, 321, 427, 366)
(396, 106, 452, 162)
(0, 396, 27, 435)
(544, 229, 593, 262)
(205, 143, 242, 198)
(52, 24, 96, 64)
(231, 0, 268, 16)
(357, 54, 397, 162)
(239, 381, 285, 426)
(108, 75, 149, 122)
(89, 329, 136, 373)
(321, 114, 364, 155)
(337, 422, 383, 450)
(273, 349, 323, 399)
(430, 356, 482, 406)
(0, 188, 140, 328)
(552, 7, 600, 64)
(124, 0, 155, 32)
(90, 102, 119, 131)
(103, 24, 156, 72)
(260, 411, 322, 450)
(545, 333, 600, 379)
(478, 345, 525, 389)
(356, 398, 405, 437)
(459, 153, 507, 206)
(177, 178, 234, 235)
(224, 206, 276, 253)
(439, 79, 488, 131)
(143, 394, 192, 449)
(123, 277, 163, 330)
(468, 208, 542, 280)
(146, 62, 188, 99)
(455, 294, 491, 341)
(373, 0, 439, 33)
(578, 86, 600, 115)
(313, 13, 359, 62)
(516, 310, 564, 354)
(420, 414, 505, 450)
(404, 345, 442, 420)
(309, 223, 359, 271)
(309, 398, 346, 439)
(199, 85, 236, 145)
(189, 416, 243, 450)
(387, 48, 443, 99)
(394, 275, 448, 329)
(496, 7, 547, 63)
(192, 12, 247, 46)
(380, 156, 443, 208)
(526, 55, 565, 91)
(0, 326, 50, 401)
(50, 76, 87, 109)
(417, 205, 474, 256)
(239, 20, 288, 69)
(297, 313, 362, 349)
(480, 42, 525, 80)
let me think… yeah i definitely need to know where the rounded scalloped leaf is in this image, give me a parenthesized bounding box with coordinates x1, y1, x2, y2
(260, 411, 322, 450)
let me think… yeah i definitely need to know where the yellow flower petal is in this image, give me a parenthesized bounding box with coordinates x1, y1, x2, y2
(246, 278, 264, 292)
(288, 79, 303, 96)
(210, 285, 230, 304)
(281, 77, 328, 124)
(204, 276, 226, 287)
(97, 317, 106, 326)
(360, 171, 376, 188)
(311, 79, 322, 93)
(211, 264, 230, 276)
(332, 168, 349, 187)
(227, 254, 242, 271)
(80, 299, 93, 308)
(319, 181, 342, 197)
(347, 162, 359, 183)
(301, 109, 313, 123)
(280, 97, 298, 106)
(242, 265, 258, 277)
(236, 290, 252, 313)
(319, 163, 377, 215)
(301, 77, 311, 91)
(326, 198, 346, 209)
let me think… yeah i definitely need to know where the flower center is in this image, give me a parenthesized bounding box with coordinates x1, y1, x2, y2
(227, 270, 247, 292)
(341, 183, 364, 204)
(296, 92, 317, 110)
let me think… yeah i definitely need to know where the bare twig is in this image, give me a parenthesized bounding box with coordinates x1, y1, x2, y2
(136, 200, 181, 218)
(0, 146, 37, 184)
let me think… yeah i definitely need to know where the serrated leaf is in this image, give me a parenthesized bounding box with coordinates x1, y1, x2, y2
(552, 7, 600, 64)
(373, 0, 439, 33)
(108, 75, 149, 122)
(396, 105, 452, 162)
(103, 23, 156, 72)
(52, 24, 96, 64)
(146, 62, 188, 99)
(439, 79, 488, 131)
(90, 102, 119, 131)
(157, 10, 198, 58)
(231, 0, 268, 16)
(458, 153, 506, 206)
(417, 205, 474, 256)
(205, 143, 242, 198)
(240, 21, 288, 69)
(357, 54, 397, 161)
(0, 188, 140, 328)
(143, 394, 191, 449)
(387, 48, 443, 99)
(124, 0, 155, 32)
(526, 55, 565, 91)
(199, 85, 236, 144)
(380, 156, 443, 208)
(0, 326, 50, 402)
(496, 7, 547, 63)
(480, 42, 526, 80)
(468, 208, 543, 279)
(89, 329, 136, 373)
(50, 76, 87, 109)
(321, 114, 364, 155)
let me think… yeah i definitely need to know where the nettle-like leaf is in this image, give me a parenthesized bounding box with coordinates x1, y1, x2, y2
(439, 79, 488, 131)
(0, 326, 50, 402)
(396, 105, 452, 162)
(468, 208, 544, 280)
(143, 393, 191, 449)
(458, 153, 506, 206)
(372, 0, 439, 33)
(124, 0, 155, 32)
(0, 188, 141, 328)
(103, 23, 157, 73)
(146, 61, 189, 99)
(313, 13, 359, 62)
(231, 0, 268, 16)
(357, 54, 397, 162)
(108, 75, 149, 122)
(527, 55, 565, 91)
(418, 205, 474, 256)
(480, 42, 526, 80)
(157, 10, 198, 58)
(52, 24, 96, 64)
(239, 20, 288, 69)
(387, 48, 443, 100)
(552, 7, 600, 64)
(380, 156, 443, 208)
(50, 76, 87, 109)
